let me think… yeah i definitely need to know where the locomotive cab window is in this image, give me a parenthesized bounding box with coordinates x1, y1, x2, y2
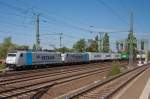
(105, 55, 111, 57)
(20, 53, 23, 57)
(8, 53, 16, 57)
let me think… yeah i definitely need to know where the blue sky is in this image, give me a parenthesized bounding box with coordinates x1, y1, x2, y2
(0, 0, 149, 50)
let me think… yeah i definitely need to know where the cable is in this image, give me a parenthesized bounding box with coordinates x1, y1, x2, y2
(119, 0, 129, 10)
(11, 0, 92, 33)
(0, 0, 95, 46)
(16, 0, 92, 32)
(97, 0, 128, 24)
(0, 10, 33, 19)
(42, 16, 91, 32)
(0, 30, 34, 38)
(0, 19, 34, 30)
(0, 1, 32, 14)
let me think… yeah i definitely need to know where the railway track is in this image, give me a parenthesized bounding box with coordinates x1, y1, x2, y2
(0, 63, 102, 77)
(0, 65, 110, 86)
(0, 61, 128, 77)
(0, 62, 115, 77)
(57, 64, 149, 99)
(0, 62, 127, 84)
(0, 64, 103, 82)
(0, 63, 113, 98)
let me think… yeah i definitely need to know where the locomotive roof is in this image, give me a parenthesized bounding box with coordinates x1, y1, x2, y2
(8, 51, 61, 54)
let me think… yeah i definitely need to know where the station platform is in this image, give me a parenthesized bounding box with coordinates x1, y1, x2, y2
(113, 65, 150, 99)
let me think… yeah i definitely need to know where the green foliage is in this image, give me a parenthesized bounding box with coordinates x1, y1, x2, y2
(148, 51, 150, 60)
(141, 40, 145, 50)
(86, 36, 99, 52)
(95, 35, 99, 41)
(108, 62, 121, 77)
(116, 33, 137, 60)
(73, 39, 86, 52)
(15, 45, 29, 50)
(32, 44, 36, 51)
(32, 43, 42, 51)
(127, 33, 137, 60)
(87, 40, 98, 52)
(0, 37, 29, 58)
(116, 41, 119, 52)
(103, 33, 109, 52)
(0, 37, 14, 58)
(94, 35, 99, 51)
(55, 46, 72, 53)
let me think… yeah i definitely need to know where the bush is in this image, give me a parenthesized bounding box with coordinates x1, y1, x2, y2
(0, 64, 5, 70)
(108, 62, 121, 77)
(148, 51, 150, 60)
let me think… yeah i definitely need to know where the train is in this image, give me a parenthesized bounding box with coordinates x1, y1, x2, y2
(5, 51, 128, 70)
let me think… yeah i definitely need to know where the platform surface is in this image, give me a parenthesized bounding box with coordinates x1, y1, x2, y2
(114, 66, 150, 99)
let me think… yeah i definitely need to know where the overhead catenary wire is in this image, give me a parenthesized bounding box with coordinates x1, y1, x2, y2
(16, 0, 93, 32)
(0, 30, 35, 38)
(42, 16, 91, 33)
(0, 19, 34, 29)
(97, 0, 128, 25)
(0, 10, 33, 19)
(0, 1, 38, 29)
(1, 0, 142, 51)
(0, 0, 96, 43)
(10, 0, 93, 33)
(0, 1, 33, 15)
(0, 0, 93, 44)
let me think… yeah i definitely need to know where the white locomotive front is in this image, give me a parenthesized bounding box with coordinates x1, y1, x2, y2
(6, 52, 18, 68)
(5, 51, 62, 69)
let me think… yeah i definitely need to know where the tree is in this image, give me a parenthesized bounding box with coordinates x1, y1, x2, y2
(141, 40, 144, 50)
(86, 35, 99, 52)
(94, 35, 99, 52)
(32, 44, 36, 51)
(73, 39, 86, 52)
(148, 51, 150, 60)
(116, 41, 119, 52)
(126, 33, 137, 60)
(102, 33, 109, 52)
(0, 37, 29, 58)
(0, 37, 14, 58)
(55, 46, 71, 53)
(86, 40, 97, 52)
(15, 45, 29, 50)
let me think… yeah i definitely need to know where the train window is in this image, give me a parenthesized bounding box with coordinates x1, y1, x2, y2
(105, 55, 111, 57)
(95, 55, 101, 57)
(8, 54, 16, 57)
(20, 53, 23, 57)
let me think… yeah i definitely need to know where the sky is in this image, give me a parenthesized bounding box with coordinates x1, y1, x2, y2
(0, 0, 149, 50)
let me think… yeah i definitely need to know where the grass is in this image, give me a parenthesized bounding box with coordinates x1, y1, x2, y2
(108, 61, 121, 77)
